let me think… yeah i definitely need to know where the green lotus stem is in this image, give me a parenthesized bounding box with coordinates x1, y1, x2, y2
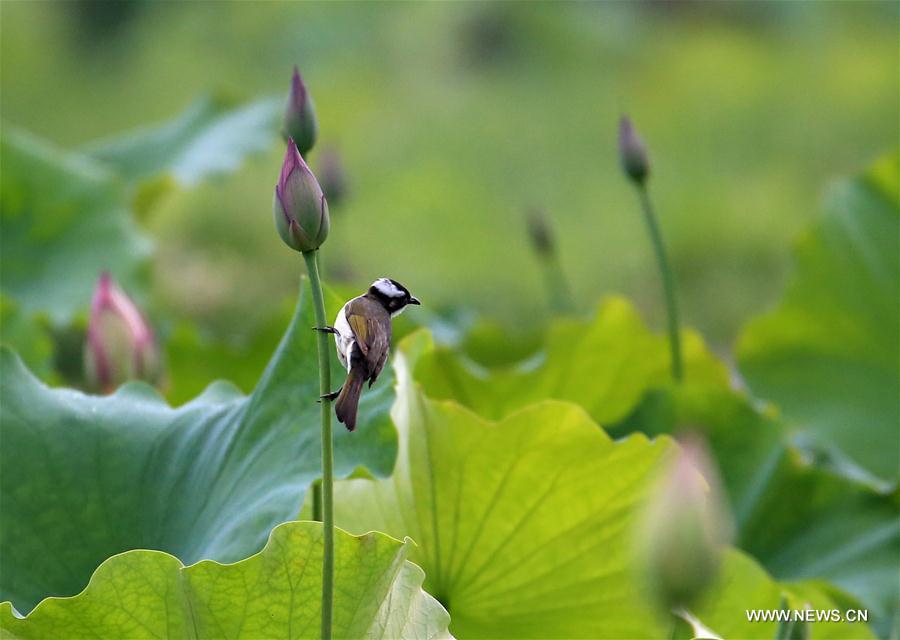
(302, 249, 334, 640)
(667, 619, 678, 640)
(540, 254, 574, 313)
(311, 481, 322, 522)
(525, 208, 574, 313)
(637, 185, 683, 382)
(310, 254, 325, 524)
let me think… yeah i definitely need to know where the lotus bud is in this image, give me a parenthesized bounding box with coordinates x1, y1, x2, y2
(274, 138, 330, 253)
(84, 272, 160, 393)
(641, 435, 732, 612)
(282, 66, 318, 156)
(525, 207, 555, 258)
(618, 116, 650, 184)
(317, 147, 348, 206)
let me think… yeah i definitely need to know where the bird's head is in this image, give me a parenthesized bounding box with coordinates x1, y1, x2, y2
(368, 278, 420, 316)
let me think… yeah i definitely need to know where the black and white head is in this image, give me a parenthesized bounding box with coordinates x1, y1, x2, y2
(368, 278, 421, 316)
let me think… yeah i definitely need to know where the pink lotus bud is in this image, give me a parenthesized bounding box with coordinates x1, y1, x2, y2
(618, 116, 650, 184)
(282, 66, 318, 156)
(640, 435, 732, 611)
(273, 138, 330, 253)
(84, 272, 160, 392)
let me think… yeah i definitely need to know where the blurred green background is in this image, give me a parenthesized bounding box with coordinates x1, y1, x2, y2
(2, 0, 897, 351)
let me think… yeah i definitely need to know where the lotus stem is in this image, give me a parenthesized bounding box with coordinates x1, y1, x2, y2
(302, 249, 334, 640)
(312, 481, 323, 522)
(637, 185, 683, 382)
(541, 252, 574, 313)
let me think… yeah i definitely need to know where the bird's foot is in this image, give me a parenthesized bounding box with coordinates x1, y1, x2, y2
(318, 387, 342, 402)
(312, 326, 338, 334)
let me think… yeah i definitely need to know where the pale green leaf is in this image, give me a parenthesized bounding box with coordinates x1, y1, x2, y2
(333, 331, 677, 638)
(333, 332, 875, 638)
(83, 96, 281, 187)
(0, 522, 451, 640)
(414, 296, 727, 426)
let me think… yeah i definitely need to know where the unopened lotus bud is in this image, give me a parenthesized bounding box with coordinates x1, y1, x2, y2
(84, 272, 160, 393)
(317, 147, 348, 206)
(618, 116, 650, 184)
(282, 66, 318, 156)
(274, 138, 330, 253)
(525, 207, 555, 258)
(641, 435, 732, 612)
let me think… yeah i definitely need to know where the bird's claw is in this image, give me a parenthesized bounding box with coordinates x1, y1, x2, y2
(320, 388, 341, 401)
(312, 326, 338, 334)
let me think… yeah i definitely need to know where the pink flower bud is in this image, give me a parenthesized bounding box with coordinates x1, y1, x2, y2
(273, 139, 330, 253)
(640, 435, 732, 611)
(84, 272, 160, 393)
(619, 116, 650, 184)
(282, 66, 318, 156)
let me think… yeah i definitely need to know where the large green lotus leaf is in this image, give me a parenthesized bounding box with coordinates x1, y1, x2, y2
(83, 96, 280, 187)
(689, 549, 875, 640)
(618, 384, 897, 637)
(0, 521, 451, 640)
(332, 331, 677, 638)
(414, 296, 727, 426)
(737, 155, 899, 482)
(0, 128, 151, 324)
(334, 334, 870, 638)
(0, 283, 397, 615)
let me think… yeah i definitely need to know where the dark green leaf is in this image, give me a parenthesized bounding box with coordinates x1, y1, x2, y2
(689, 550, 874, 640)
(0, 283, 397, 614)
(618, 383, 897, 637)
(0, 128, 150, 323)
(738, 155, 900, 482)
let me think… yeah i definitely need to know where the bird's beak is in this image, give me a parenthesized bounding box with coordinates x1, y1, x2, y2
(409, 296, 421, 305)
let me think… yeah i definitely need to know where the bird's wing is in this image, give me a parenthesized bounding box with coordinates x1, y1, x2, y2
(369, 348, 389, 388)
(345, 297, 391, 378)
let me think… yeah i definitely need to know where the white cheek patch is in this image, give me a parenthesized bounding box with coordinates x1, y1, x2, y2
(373, 278, 405, 299)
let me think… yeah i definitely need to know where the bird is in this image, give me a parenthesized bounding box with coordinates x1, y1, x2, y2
(316, 278, 420, 431)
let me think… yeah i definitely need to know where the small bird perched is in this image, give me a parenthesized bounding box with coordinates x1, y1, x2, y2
(317, 278, 420, 431)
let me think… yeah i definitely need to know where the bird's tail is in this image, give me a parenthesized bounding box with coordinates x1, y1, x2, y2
(334, 368, 365, 431)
